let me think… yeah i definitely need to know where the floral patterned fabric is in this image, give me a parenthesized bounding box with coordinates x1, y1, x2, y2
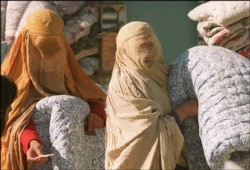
(31, 95, 105, 170)
(168, 47, 210, 170)
(168, 45, 250, 170)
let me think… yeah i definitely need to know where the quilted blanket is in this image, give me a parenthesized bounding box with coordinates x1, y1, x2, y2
(188, 1, 250, 27)
(168, 45, 250, 169)
(187, 1, 250, 59)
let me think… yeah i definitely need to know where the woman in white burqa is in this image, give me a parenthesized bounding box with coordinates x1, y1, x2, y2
(105, 21, 184, 169)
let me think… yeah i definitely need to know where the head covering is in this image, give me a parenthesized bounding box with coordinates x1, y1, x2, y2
(1, 9, 106, 169)
(105, 21, 184, 169)
(26, 9, 64, 35)
(116, 21, 170, 87)
(116, 21, 152, 49)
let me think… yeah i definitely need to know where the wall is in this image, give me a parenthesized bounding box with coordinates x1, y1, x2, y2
(124, 1, 198, 64)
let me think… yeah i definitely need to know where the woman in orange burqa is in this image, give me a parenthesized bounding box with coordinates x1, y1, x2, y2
(1, 9, 106, 170)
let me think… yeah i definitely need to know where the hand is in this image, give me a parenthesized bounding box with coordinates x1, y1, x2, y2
(175, 99, 198, 123)
(5, 36, 14, 43)
(87, 112, 104, 131)
(26, 140, 47, 165)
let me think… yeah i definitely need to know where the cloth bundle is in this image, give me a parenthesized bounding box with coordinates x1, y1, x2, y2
(188, 1, 250, 58)
(168, 45, 250, 170)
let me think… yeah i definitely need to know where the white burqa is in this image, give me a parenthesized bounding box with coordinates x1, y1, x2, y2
(105, 21, 184, 170)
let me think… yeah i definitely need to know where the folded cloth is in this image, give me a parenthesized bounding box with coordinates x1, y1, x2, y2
(197, 21, 226, 39)
(188, 1, 250, 27)
(197, 17, 250, 45)
(220, 17, 250, 39)
(238, 45, 250, 59)
(189, 1, 250, 59)
(202, 27, 229, 45)
(218, 18, 250, 47)
(222, 30, 250, 52)
(64, 11, 98, 45)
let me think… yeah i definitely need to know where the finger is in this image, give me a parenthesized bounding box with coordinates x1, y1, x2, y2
(27, 157, 37, 162)
(94, 114, 103, 128)
(88, 114, 94, 131)
(92, 114, 104, 128)
(97, 116, 104, 128)
(35, 149, 43, 156)
(35, 157, 48, 164)
(27, 151, 38, 161)
(31, 144, 43, 156)
(27, 149, 44, 162)
(33, 157, 48, 165)
(88, 113, 104, 129)
(28, 156, 46, 164)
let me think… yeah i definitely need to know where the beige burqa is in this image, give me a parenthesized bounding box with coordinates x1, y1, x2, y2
(105, 21, 184, 170)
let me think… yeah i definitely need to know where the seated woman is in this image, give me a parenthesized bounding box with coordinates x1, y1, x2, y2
(1, 9, 106, 170)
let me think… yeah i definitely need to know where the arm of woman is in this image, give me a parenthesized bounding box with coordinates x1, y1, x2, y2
(21, 118, 42, 154)
(20, 118, 47, 164)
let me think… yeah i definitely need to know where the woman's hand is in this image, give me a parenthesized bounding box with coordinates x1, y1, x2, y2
(26, 140, 47, 165)
(175, 99, 199, 123)
(87, 112, 104, 131)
